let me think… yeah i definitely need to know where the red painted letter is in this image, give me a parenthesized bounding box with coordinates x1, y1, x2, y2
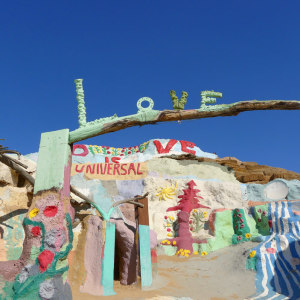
(153, 139, 177, 154)
(75, 164, 85, 173)
(73, 144, 89, 157)
(111, 157, 121, 164)
(180, 140, 196, 155)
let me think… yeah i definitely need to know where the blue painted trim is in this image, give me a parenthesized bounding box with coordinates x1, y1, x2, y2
(101, 222, 116, 296)
(139, 224, 152, 288)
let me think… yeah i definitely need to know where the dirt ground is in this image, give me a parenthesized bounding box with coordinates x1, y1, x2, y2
(73, 242, 257, 300)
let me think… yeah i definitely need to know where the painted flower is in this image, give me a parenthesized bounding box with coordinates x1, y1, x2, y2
(249, 250, 256, 258)
(245, 233, 251, 239)
(29, 208, 39, 219)
(43, 206, 58, 217)
(262, 211, 266, 216)
(167, 228, 171, 232)
(167, 241, 170, 245)
(167, 233, 172, 237)
(38, 250, 55, 273)
(236, 209, 239, 212)
(194, 251, 199, 255)
(31, 226, 41, 237)
(189, 220, 193, 224)
(239, 218, 244, 223)
(193, 209, 197, 213)
(258, 209, 262, 213)
(258, 218, 261, 222)
(172, 241, 176, 246)
(190, 227, 193, 231)
(238, 213, 242, 218)
(240, 224, 245, 228)
(201, 251, 207, 256)
(164, 216, 168, 220)
(237, 236, 242, 241)
(266, 247, 276, 254)
(268, 220, 272, 228)
(203, 211, 208, 218)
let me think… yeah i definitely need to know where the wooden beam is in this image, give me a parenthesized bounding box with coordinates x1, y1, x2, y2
(69, 100, 300, 143)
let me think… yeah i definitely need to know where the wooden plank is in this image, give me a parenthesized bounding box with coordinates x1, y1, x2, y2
(135, 205, 140, 282)
(34, 129, 70, 193)
(101, 221, 116, 296)
(138, 197, 149, 226)
(139, 224, 152, 288)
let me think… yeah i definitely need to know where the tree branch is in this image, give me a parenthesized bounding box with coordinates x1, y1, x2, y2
(69, 100, 300, 143)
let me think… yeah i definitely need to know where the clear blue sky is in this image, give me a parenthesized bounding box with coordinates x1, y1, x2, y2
(1, 1, 299, 173)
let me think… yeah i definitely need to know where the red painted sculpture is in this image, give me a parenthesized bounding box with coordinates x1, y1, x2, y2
(166, 180, 210, 255)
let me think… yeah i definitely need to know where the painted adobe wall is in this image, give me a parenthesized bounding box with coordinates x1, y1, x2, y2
(1, 138, 300, 298)
(68, 138, 300, 259)
(2, 139, 300, 260)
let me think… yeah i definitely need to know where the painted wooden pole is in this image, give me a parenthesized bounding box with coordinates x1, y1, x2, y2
(137, 197, 152, 288)
(101, 221, 116, 295)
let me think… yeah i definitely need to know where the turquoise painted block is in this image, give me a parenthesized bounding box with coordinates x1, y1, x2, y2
(139, 224, 152, 288)
(34, 129, 71, 193)
(101, 222, 116, 296)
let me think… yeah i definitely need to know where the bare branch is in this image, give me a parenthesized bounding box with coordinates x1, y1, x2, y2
(111, 193, 149, 208)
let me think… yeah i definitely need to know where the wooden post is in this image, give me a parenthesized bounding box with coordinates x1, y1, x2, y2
(137, 197, 152, 288)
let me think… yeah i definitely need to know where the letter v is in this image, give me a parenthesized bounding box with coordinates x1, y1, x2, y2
(153, 139, 177, 154)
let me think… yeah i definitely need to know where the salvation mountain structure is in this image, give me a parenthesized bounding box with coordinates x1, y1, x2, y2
(0, 79, 300, 299)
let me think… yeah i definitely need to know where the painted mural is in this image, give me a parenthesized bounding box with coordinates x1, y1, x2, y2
(1, 138, 300, 299)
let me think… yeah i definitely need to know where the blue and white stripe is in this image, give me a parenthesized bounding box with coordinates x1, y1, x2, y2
(250, 201, 300, 300)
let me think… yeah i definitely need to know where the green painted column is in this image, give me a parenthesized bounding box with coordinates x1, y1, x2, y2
(34, 129, 71, 193)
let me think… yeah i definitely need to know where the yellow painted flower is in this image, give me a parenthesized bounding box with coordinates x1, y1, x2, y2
(245, 233, 251, 239)
(249, 250, 256, 258)
(167, 241, 170, 245)
(194, 251, 199, 255)
(201, 251, 207, 256)
(193, 209, 197, 213)
(167, 233, 172, 237)
(203, 211, 208, 217)
(29, 208, 39, 219)
(171, 216, 175, 221)
(185, 254, 189, 257)
(156, 184, 178, 201)
(172, 241, 176, 246)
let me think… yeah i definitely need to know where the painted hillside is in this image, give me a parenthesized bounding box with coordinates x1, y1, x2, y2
(1, 138, 300, 299)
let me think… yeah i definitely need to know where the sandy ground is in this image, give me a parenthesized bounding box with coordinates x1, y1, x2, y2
(73, 242, 257, 300)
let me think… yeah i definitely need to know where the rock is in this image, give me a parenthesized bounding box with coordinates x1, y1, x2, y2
(80, 215, 103, 296)
(111, 218, 137, 285)
(119, 203, 135, 224)
(0, 162, 18, 186)
(0, 186, 29, 211)
(162, 154, 300, 184)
